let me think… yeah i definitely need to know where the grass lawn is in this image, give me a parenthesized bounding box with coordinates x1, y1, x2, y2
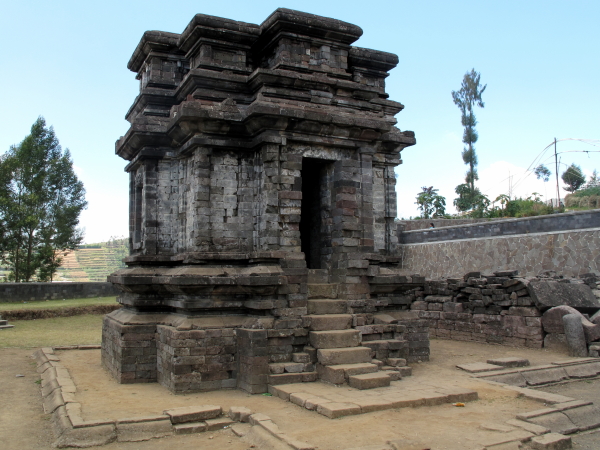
(0, 296, 117, 312)
(0, 314, 103, 348)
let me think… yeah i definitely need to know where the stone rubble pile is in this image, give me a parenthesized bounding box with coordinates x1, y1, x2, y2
(379, 270, 600, 352)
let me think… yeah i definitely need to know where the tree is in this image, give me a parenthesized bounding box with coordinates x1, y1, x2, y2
(453, 183, 489, 215)
(534, 164, 551, 182)
(415, 186, 446, 219)
(586, 169, 599, 188)
(561, 163, 585, 193)
(452, 69, 487, 210)
(0, 117, 86, 282)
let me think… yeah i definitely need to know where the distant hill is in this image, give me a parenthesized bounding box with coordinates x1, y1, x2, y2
(55, 237, 128, 282)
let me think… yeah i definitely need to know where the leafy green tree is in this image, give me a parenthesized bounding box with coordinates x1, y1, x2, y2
(454, 184, 489, 216)
(415, 186, 446, 219)
(561, 163, 585, 193)
(534, 164, 551, 182)
(0, 117, 86, 282)
(452, 69, 486, 210)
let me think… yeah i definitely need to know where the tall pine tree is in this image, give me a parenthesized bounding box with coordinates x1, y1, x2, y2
(452, 69, 487, 212)
(0, 117, 87, 281)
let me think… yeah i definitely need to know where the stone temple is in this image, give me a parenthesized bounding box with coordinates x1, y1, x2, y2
(102, 8, 422, 394)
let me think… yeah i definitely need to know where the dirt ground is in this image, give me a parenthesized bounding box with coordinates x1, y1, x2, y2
(0, 339, 592, 450)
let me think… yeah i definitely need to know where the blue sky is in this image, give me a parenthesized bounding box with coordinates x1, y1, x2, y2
(1, 1, 598, 242)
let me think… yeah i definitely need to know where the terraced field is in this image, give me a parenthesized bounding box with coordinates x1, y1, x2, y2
(56, 238, 128, 282)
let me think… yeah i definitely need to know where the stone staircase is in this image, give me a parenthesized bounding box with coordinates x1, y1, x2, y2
(303, 270, 406, 390)
(0, 316, 14, 330)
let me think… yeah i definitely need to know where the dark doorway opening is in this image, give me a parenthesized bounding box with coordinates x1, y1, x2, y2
(300, 158, 329, 270)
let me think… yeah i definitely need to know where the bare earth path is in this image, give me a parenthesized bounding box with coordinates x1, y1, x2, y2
(3, 340, 584, 449)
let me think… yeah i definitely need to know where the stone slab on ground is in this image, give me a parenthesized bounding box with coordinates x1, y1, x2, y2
(163, 405, 222, 424)
(505, 418, 550, 435)
(479, 429, 534, 448)
(529, 432, 572, 450)
(487, 357, 530, 368)
(561, 404, 600, 431)
(456, 362, 504, 373)
(562, 362, 600, 378)
(527, 412, 579, 435)
(521, 368, 569, 386)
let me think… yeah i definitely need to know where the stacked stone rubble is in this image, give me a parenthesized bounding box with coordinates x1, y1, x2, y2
(371, 270, 600, 349)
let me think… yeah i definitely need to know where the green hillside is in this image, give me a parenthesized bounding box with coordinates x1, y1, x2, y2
(56, 237, 129, 282)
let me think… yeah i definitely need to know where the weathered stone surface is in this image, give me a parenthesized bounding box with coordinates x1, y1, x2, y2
(456, 362, 503, 373)
(529, 433, 572, 450)
(317, 347, 372, 366)
(561, 404, 600, 431)
(316, 402, 361, 419)
(528, 413, 578, 435)
(544, 334, 569, 354)
(228, 406, 252, 423)
(116, 418, 173, 442)
(347, 372, 390, 390)
(486, 357, 530, 368)
(309, 330, 360, 349)
(562, 314, 588, 357)
(521, 368, 569, 386)
(164, 405, 222, 424)
(528, 281, 600, 310)
(542, 306, 581, 334)
(53, 424, 117, 448)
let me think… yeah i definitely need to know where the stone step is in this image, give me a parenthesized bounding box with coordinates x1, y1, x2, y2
(0, 323, 14, 329)
(0, 320, 8, 326)
(307, 284, 338, 299)
(382, 365, 412, 377)
(309, 330, 361, 349)
(317, 362, 379, 385)
(307, 269, 329, 284)
(317, 347, 372, 366)
(348, 372, 391, 390)
(305, 314, 352, 331)
(307, 299, 347, 315)
(268, 372, 318, 385)
(269, 362, 313, 374)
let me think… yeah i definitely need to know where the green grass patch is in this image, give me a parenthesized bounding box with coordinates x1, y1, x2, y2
(0, 296, 117, 312)
(0, 314, 103, 348)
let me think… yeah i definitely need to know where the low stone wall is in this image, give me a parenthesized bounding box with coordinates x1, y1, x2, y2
(378, 271, 600, 349)
(397, 218, 491, 232)
(0, 282, 119, 302)
(400, 228, 600, 278)
(399, 209, 600, 244)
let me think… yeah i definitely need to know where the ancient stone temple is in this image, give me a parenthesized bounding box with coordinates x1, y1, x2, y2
(102, 8, 420, 394)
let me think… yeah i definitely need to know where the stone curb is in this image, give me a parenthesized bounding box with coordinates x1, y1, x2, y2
(247, 413, 315, 450)
(471, 360, 600, 388)
(475, 369, 599, 447)
(34, 346, 315, 448)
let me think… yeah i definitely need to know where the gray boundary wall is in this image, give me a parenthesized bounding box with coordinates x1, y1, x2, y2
(399, 210, 600, 244)
(398, 210, 600, 278)
(0, 282, 119, 303)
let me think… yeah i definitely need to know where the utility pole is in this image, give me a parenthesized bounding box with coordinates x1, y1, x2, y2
(554, 138, 560, 207)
